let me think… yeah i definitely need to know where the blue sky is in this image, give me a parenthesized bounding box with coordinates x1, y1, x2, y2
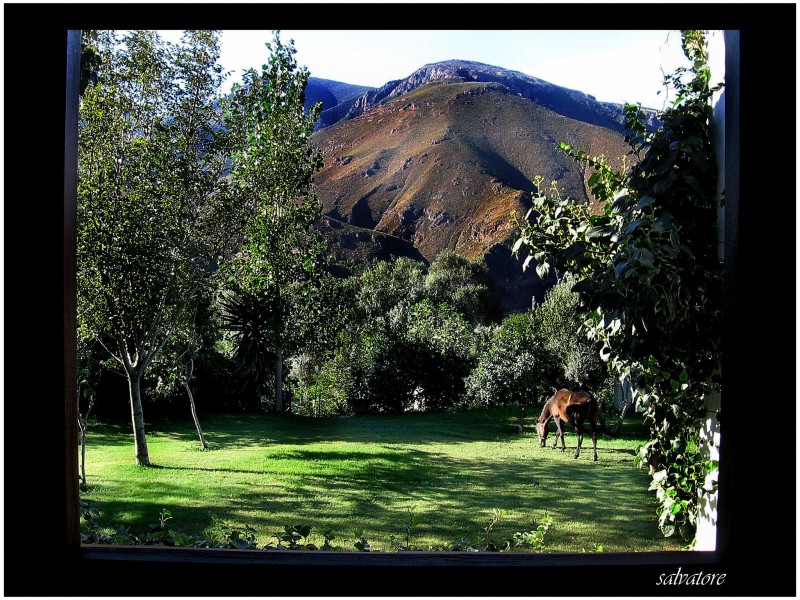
(159, 29, 713, 110)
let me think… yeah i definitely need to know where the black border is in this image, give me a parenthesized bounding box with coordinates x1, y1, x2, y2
(4, 3, 795, 597)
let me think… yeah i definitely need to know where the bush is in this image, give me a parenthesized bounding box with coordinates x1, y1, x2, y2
(348, 318, 414, 414)
(288, 351, 352, 417)
(404, 300, 478, 411)
(346, 300, 478, 414)
(423, 251, 502, 325)
(464, 312, 557, 409)
(354, 257, 425, 322)
(532, 272, 611, 393)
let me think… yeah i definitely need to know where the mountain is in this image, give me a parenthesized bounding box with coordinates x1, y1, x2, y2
(305, 77, 375, 129)
(311, 61, 636, 313)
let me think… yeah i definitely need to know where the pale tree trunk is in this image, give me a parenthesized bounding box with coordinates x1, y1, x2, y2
(183, 360, 209, 450)
(78, 393, 94, 487)
(127, 373, 152, 466)
(275, 345, 283, 412)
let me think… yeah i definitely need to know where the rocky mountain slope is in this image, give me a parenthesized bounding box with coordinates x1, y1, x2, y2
(310, 62, 638, 313)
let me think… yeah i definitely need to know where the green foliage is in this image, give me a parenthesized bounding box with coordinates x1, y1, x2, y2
(533, 272, 612, 393)
(512, 31, 722, 542)
(389, 507, 418, 551)
(354, 258, 426, 322)
(423, 251, 502, 325)
(218, 289, 280, 407)
(272, 524, 317, 550)
(353, 529, 371, 552)
(464, 312, 555, 409)
(404, 300, 479, 411)
(347, 299, 478, 413)
(510, 514, 553, 552)
(288, 351, 352, 417)
(79, 30, 102, 95)
(461, 509, 553, 553)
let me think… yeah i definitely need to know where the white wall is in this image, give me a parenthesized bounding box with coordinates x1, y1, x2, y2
(694, 29, 726, 552)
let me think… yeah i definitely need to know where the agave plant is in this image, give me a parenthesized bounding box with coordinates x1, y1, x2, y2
(217, 290, 282, 402)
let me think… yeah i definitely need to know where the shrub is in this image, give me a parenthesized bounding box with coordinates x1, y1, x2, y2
(288, 351, 352, 417)
(532, 272, 611, 393)
(347, 300, 478, 414)
(464, 312, 557, 409)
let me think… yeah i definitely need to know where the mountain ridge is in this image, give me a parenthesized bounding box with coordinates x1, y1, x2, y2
(312, 60, 659, 133)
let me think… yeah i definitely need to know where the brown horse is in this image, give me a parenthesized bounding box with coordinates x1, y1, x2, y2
(537, 389, 601, 461)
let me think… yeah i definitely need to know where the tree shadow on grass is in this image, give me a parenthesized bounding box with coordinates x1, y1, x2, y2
(84, 411, 676, 552)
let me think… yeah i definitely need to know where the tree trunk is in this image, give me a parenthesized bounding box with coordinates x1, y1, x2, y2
(78, 418, 87, 486)
(184, 380, 209, 450)
(275, 345, 283, 412)
(127, 373, 151, 466)
(78, 389, 94, 487)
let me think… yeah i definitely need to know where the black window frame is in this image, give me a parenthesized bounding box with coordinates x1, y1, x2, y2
(7, 7, 793, 595)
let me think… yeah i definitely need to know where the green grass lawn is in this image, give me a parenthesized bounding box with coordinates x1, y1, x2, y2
(82, 407, 685, 553)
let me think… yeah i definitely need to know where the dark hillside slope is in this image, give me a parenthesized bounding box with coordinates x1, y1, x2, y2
(305, 77, 375, 129)
(313, 80, 630, 311)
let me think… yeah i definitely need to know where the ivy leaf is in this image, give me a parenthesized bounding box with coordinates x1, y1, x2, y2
(624, 219, 643, 235)
(522, 255, 534, 271)
(637, 248, 655, 268)
(535, 262, 550, 279)
(635, 195, 655, 210)
(585, 225, 612, 240)
(563, 242, 585, 258)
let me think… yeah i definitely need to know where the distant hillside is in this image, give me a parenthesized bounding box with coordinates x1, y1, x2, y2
(338, 60, 659, 134)
(305, 77, 375, 129)
(312, 76, 632, 313)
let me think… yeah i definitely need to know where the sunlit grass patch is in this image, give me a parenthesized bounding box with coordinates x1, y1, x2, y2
(82, 408, 683, 553)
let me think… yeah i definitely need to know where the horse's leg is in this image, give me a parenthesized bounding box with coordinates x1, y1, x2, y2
(591, 419, 598, 462)
(553, 418, 561, 449)
(572, 417, 586, 459)
(557, 419, 566, 452)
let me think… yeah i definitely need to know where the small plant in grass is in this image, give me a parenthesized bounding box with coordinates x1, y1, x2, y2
(353, 529, 371, 552)
(199, 513, 258, 549)
(389, 507, 417, 551)
(446, 510, 554, 553)
(483, 508, 510, 552)
(449, 539, 481, 552)
(273, 524, 316, 550)
(510, 514, 553, 552)
(320, 528, 342, 551)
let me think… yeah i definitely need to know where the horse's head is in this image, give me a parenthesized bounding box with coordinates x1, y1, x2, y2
(537, 420, 547, 446)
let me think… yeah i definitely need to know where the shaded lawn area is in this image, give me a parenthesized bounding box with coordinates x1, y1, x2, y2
(82, 407, 685, 553)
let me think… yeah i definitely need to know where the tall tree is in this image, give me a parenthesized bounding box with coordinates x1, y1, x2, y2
(221, 31, 326, 412)
(78, 30, 239, 465)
